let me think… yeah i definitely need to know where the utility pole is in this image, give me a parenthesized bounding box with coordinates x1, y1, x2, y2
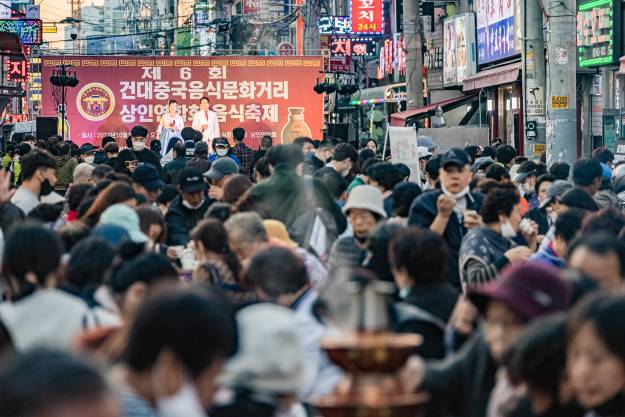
(545, 0, 577, 165)
(403, 0, 423, 109)
(522, 0, 546, 157)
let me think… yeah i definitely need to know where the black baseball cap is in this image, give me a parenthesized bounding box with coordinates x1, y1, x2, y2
(195, 141, 209, 154)
(80, 143, 98, 154)
(440, 148, 470, 169)
(132, 164, 164, 191)
(178, 168, 207, 193)
(130, 125, 148, 138)
(213, 137, 229, 148)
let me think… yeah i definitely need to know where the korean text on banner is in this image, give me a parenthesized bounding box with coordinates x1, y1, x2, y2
(388, 126, 420, 183)
(40, 56, 324, 148)
(474, 0, 518, 64)
(350, 0, 383, 34)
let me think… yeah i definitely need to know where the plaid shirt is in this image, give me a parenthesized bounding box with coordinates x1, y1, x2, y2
(233, 142, 255, 176)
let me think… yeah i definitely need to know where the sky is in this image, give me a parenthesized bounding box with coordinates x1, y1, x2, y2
(39, 0, 103, 47)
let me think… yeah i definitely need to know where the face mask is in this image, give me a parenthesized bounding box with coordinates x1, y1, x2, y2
(441, 184, 470, 200)
(342, 163, 352, 177)
(132, 141, 146, 151)
(40, 179, 54, 196)
(501, 221, 517, 238)
(520, 183, 532, 195)
(216, 148, 228, 157)
(156, 379, 207, 417)
(84, 155, 95, 164)
(182, 198, 204, 210)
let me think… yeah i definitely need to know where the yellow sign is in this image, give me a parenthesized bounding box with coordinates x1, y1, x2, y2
(551, 95, 568, 109)
(43, 25, 57, 33)
(533, 143, 546, 156)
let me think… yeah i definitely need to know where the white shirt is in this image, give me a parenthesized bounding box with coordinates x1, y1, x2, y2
(157, 112, 184, 136)
(192, 109, 220, 144)
(10, 186, 39, 215)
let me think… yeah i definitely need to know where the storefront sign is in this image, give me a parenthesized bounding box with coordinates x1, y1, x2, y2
(377, 34, 405, 79)
(350, 0, 383, 34)
(329, 36, 377, 57)
(0, 19, 42, 45)
(577, 0, 621, 67)
(318, 16, 351, 35)
(551, 95, 569, 109)
(475, 0, 518, 64)
(443, 13, 477, 86)
(533, 143, 546, 156)
(329, 56, 350, 72)
(41, 56, 323, 147)
(6, 58, 29, 81)
(243, 0, 260, 15)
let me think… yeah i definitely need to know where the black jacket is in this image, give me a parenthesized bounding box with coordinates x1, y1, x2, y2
(408, 190, 483, 288)
(187, 157, 210, 174)
(524, 206, 549, 235)
(165, 195, 210, 246)
(163, 156, 187, 185)
(423, 330, 497, 417)
(395, 282, 459, 359)
(302, 154, 326, 175)
(115, 148, 163, 176)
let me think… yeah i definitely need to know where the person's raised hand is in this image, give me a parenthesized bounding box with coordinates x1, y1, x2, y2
(504, 245, 533, 263)
(0, 169, 15, 205)
(436, 194, 456, 218)
(463, 210, 483, 229)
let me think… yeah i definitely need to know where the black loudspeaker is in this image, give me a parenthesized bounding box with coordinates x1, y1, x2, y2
(327, 123, 348, 140)
(36, 117, 58, 141)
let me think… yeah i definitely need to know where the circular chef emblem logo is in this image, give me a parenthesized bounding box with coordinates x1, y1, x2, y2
(76, 82, 115, 121)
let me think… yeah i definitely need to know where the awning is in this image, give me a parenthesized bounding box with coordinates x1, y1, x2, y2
(462, 61, 522, 92)
(0, 32, 27, 60)
(390, 94, 478, 126)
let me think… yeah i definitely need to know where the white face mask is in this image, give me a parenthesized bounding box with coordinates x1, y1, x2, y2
(132, 141, 146, 151)
(156, 379, 207, 417)
(501, 221, 517, 238)
(520, 183, 532, 195)
(84, 155, 95, 164)
(216, 148, 228, 157)
(182, 198, 204, 210)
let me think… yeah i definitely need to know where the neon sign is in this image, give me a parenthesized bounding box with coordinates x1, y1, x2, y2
(577, 0, 621, 67)
(0, 19, 42, 45)
(318, 16, 351, 35)
(329, 36, 377, 57)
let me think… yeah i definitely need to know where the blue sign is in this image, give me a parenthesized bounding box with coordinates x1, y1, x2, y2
(476, 15, 515, 64)
(0, 19, 41, 45)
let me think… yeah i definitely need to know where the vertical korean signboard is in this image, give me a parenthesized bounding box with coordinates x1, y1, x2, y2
(475, 0, 519, 64)
(577, 0, 621, 67)
(41, 56, 324, 148)
(443, 13, 477, 86)
(351, 0, 383, 34)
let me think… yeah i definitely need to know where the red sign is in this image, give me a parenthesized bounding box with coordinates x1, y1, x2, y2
(6, 58, 29, 81)
(277, 42, 295, 56)
(328, 56, 350, 72)
(350, 0, 383, 34)
(243, 0, 260, 14)
(41, 56, 324, 148)
(329, 36, 377, 57)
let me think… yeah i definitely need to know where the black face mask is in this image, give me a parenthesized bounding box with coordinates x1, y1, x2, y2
(40, 179, 54, 196)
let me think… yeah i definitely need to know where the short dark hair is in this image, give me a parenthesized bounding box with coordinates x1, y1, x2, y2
(581, 206, 625, 237)
(200, 96, 210, 103)
(260, 135, 273, 149)
(245, 247, 308, 297)
(181, 127, 196, 142)
(191, 218, 240, 280)
(92, 164, 113, 181)
(485, 164, 510, 182)
(365, 162, 403, 192)
(292, 137, 313, 149)
(567, 293, 625, 365)
(20, 148, 57, 180)
(254, 157, 271, 178)
(67, 183, 92, 211)
(265, 144, 303, 169)
(549, 161, 570, 180)
(592, 147, 615, 164)
(464, 145, 479, 163)
(567, 232, 625, 278)
(2, 222, 62, 294)
(504, 314, 567, 397)
(481, 146, 496, 158)
(333, 143, 358, 163)
(67, 238, 115, 289)
(122, 289, 237, 377)
(0, 349, 111, 417)
(554, 208, 584, 243)
(560, 188, 599, 212)
(318, 137, 339, 151)
(313, 167, 348, 199)
(109, 252, 177, 295)
(425, 155, 441, 180)
(394, 163, 411, 180)
(173, 141, 187, 158)
(101, 136, 116, 147)
(27, 203, 63, 223)
(392, 182, 421, 217)
(103, 142, 119, 154)
(573, 158, 602, 187)
(479, 183, 521, 224)
(389, 228, 448, 283)
(167, 99, 178, 106)
(232, 127, 245, 142)
(535, 174, 556, 195)
(495, 144, 517, 165)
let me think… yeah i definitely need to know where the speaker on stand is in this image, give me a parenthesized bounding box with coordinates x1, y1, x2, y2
(36, 117, 58, 141)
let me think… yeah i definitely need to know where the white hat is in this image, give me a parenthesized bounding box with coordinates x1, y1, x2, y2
(99, 203, 148, 244)
(417, 146, 432, 159)
(219, 304, 314, 394)
(343, 185, 387, 219)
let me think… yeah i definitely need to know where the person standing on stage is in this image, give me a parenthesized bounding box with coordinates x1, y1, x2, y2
(157, 99, 184, 157)
(192, 96, 220, 146)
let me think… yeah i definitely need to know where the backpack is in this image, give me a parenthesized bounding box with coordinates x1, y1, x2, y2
(289, 176, 338, 261)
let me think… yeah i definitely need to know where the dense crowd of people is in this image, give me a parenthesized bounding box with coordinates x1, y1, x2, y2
(0, 127, 623, 417)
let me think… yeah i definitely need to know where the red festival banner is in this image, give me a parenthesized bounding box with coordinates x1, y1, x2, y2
(350, 0, 383, 34)
(40, 56, 324, 148)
